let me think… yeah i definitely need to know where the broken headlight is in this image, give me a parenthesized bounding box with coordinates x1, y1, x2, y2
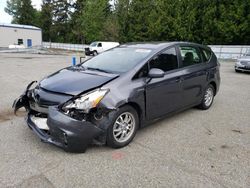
(62, 89, 109, 113)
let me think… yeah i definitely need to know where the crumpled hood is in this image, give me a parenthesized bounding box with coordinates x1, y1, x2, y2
(40, 68, 118, 95)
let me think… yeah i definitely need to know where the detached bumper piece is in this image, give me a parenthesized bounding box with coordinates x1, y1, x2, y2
(26, 107, 104, 153)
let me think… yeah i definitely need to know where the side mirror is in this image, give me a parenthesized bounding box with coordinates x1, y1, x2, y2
(148, 68, 165, 78)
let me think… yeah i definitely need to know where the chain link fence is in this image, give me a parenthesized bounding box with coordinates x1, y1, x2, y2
(209, 45, 250, 59)
(42, 42, 250, 60)
(42, 42, 88, 51)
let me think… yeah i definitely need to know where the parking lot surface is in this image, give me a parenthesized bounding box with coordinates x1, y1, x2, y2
(0, 53, 249, 188)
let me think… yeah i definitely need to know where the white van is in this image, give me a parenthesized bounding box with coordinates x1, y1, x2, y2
(85, 41, 119, 56)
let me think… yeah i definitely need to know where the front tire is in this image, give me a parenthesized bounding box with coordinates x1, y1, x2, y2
(198, 84, 215, 110)
(107, 105, 139, 148)
(235, 69, 240, 73)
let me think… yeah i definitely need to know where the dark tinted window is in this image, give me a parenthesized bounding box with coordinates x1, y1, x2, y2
(200, 48, 212, 62)
(180, 46, 202, 67)
(97, 43, 102, 47)
(149, 47, 178, 72)
(18, 39, 23, 45)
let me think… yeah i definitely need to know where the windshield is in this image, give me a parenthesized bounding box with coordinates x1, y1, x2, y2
(82, 47, 152, 73)
(90, 42, 97, 47)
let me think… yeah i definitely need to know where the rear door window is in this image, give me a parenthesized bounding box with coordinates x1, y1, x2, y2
(149, 47, 179, 72)
(179, 46, 202, 67)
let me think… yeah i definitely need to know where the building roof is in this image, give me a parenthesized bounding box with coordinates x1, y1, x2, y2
(0, 23, 41, 30)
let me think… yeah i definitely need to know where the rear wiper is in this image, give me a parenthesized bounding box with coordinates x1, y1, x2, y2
(86, 67, 111, 73)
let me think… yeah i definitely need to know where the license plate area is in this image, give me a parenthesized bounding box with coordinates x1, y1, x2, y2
(30, 116, 49, 130)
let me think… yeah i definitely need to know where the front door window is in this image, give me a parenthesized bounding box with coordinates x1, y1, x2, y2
(149, 47, 178, 72)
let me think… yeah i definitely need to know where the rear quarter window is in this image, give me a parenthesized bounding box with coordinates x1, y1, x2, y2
(200, 48, 212, 62)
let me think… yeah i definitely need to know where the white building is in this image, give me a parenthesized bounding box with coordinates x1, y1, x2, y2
(0, 23, 42, 48)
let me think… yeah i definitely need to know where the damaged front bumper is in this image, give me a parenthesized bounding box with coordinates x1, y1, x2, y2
(13, 81, 105, 153)
(26, 107, 104, 153)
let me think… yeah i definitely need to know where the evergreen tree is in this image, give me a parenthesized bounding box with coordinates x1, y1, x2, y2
(18, 0, 37, 25)
(40, 0, 53, 41)
(5, 0, 250, 44)
(51, 0, 73, 42)
(80, 0, 111, 43)
(126, 0, 155, 41)
(215, 0, 250, 44)
(146, 0, 178, 41)
(102, 13, 119, 41)
(115, 0, 131, 42)
(5, 0, 38, 26)
(70, 0, 86, 43)
(5, 0, 20, 23)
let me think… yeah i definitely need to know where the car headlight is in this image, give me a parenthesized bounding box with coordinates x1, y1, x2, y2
(63, 89, 109, 113)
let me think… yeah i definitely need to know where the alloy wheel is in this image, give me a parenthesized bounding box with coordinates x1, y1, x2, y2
(113, 112, 135, 143)
(204, 87, 214, 107)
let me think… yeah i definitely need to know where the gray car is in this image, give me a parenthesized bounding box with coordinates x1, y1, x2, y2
(235, 50, 250, 72)
(13, 42, 220, 153)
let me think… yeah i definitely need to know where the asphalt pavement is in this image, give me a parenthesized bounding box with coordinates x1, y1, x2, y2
(0, 53, 249, 188)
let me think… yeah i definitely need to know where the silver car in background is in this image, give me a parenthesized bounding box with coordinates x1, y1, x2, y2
(235, 50, 250, 72)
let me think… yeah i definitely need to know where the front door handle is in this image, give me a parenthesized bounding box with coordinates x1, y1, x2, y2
(175, 77, 183, 83)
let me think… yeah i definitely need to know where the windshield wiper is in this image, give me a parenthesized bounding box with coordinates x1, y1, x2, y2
(86, 67, 111, 73)
(78, 64, 86, 70)
(68, 65, 86, 71)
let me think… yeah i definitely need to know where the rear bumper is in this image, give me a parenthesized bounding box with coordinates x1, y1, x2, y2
(26, 106, 104, 153)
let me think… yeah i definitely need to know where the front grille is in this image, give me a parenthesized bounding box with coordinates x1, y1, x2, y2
(237, 66, 250, 71)
(29, 88, 72, 113)
(32, 90, 59, 106)
(240, 61, 250, 66)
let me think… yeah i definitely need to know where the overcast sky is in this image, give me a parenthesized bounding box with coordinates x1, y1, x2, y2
(0, 0, 42, 23)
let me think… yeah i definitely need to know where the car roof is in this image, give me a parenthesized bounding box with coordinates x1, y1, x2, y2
(120, 41, 210, 50)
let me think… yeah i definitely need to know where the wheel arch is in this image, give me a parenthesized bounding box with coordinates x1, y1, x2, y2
(209, 81, 217, 95)
(118, 102, 143, 128)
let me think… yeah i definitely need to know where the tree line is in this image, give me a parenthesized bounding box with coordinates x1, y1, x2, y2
(5, 0, 250, 44)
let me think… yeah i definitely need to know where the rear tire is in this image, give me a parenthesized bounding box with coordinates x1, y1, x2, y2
(198, 84, 215, 110)
(93, 51, 98, 56)
(107, 105, 139, 148)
